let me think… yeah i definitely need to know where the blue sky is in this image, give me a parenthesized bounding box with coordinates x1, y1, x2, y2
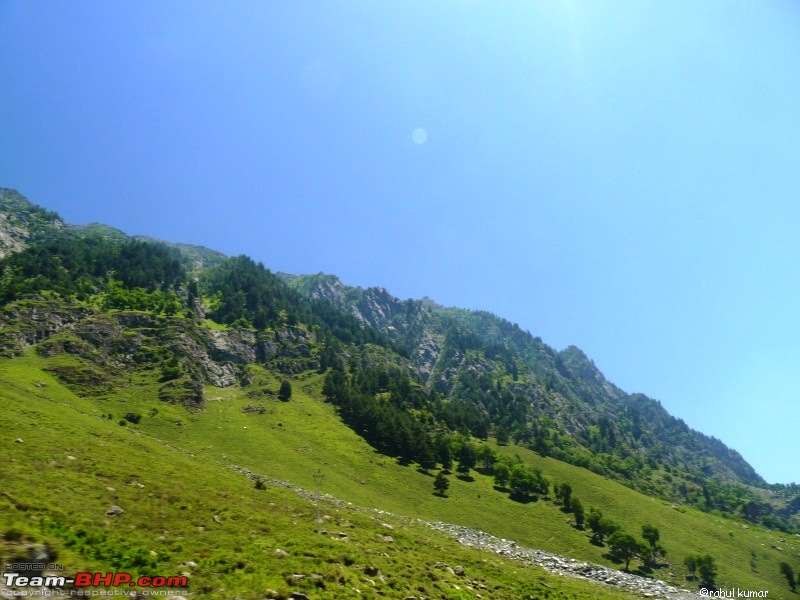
(1, 1, 799, 483)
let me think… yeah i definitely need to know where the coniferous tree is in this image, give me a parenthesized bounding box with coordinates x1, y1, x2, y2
(456, 442, 477, 478)
(696, 555, 718, 589)
(434, 472, 450, 497)
(278, 380, 293, 402)
(437, 437, 453, 472)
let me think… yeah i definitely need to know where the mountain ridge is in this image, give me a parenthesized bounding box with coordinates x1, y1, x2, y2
(0, 188, 789, 509)
(4, 186, 800, 598)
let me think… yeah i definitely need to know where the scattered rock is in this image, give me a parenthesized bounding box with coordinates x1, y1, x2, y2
(106, 505, 124, 516)
(213, 514, 222, 524)
(289, 593, 310, 600)
(227, 463, 703, 600)
(14, 438, 23, 443)
(454, 565, 465, 576)
(274, 548, 289, 558)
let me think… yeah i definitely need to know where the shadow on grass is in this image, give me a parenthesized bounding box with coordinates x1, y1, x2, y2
(630, 564, 653, 577)
(456, 474, 475, 483)
(508, 494, 539, 505)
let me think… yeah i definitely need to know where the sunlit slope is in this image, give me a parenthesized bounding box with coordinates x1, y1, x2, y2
(68, 360, 800, 597)
(0, 356, 646, 600)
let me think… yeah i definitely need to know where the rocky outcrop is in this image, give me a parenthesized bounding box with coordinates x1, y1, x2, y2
(353, 287, 402, 329)
(0, 188, 64, 258)
(0, 295, 321, 395)
(204, 329, 257, 364)
(0, 212, 29, 258)
(0, 301, 95, 356)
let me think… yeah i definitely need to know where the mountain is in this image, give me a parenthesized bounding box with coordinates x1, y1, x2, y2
(286, 274, 763, 487)
(2, 187, 800, 598)
(0, 188, 64, 257)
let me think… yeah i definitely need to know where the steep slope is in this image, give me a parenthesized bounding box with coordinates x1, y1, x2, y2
(286, 274, 773, 519)
(4, 188, 800, 597)
(1, 188, 797, 538)
(3, 357, 660, 600)
(0, 188, 64, 257)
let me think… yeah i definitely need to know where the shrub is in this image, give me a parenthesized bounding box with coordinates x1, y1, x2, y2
(124, 412, 142, 424)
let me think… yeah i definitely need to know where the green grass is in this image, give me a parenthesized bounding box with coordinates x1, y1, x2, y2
(2, 354, 799, 598)
(0, 356, 640, 599)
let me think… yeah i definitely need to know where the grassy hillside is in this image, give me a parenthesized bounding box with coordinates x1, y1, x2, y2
(2, 352, 797, 598)
(0, 354, 644, 600)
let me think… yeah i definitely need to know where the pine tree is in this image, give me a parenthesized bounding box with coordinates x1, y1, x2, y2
(456, 442, 477, 478)
(434, 472, 450, 497)
(696, 554, 718, 589)
(278, 380, 292, 401)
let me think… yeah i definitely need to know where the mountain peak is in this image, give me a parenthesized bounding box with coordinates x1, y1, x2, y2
(0, 188, 64, 258)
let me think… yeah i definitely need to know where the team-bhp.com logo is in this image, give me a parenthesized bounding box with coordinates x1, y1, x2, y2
(3, 571, 188, 588)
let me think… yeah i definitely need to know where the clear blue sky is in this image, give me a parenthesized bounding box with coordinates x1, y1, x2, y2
(2, 1, 799, 483)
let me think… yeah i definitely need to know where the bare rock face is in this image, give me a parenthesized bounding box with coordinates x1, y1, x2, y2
(306, 275, 348, 306)
(0, 301, 94, 356)
(0, 212, 29, 258)
(205, 329, 257, 364)
(415, 328, 443, 381)
(0, 188, 65, 258)
(354, 287, 402, 330)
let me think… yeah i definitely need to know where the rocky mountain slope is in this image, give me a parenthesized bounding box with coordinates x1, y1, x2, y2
(0, 187, 795, 532)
